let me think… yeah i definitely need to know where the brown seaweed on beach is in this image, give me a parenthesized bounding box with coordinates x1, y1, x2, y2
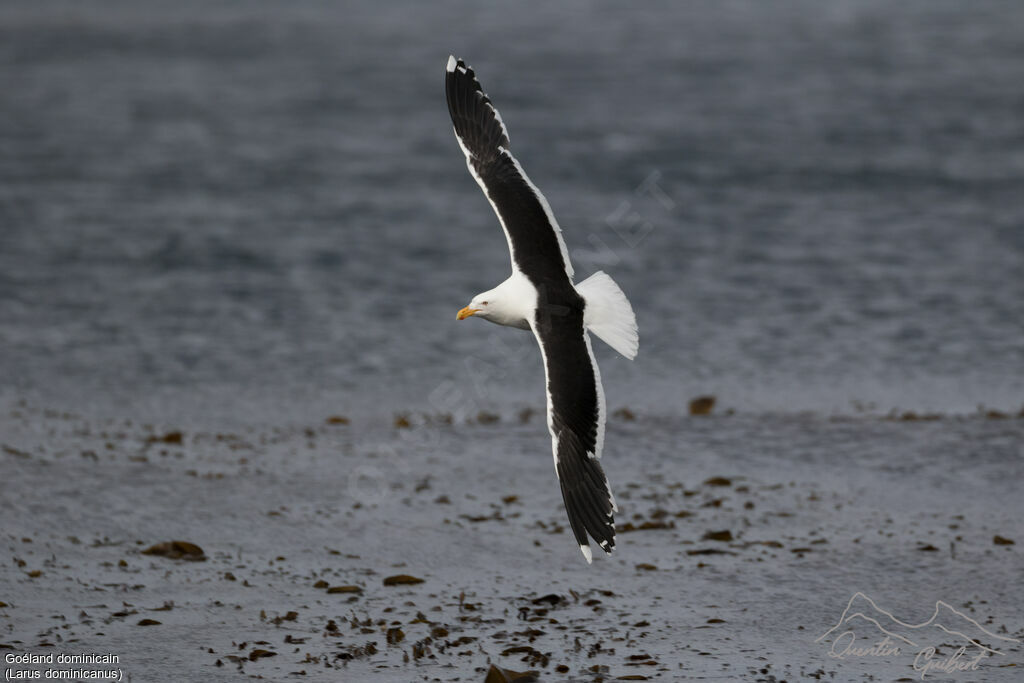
(383, 574, 424, 586)
(687, 548, 735, 556)
(146, 431, 183, 444)
(141, 541, 206, 561)
(530, 594, 563, 606)
(483, 664, 539, 683)
(689, 396, 716, 415)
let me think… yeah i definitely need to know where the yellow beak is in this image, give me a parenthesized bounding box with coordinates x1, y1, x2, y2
(456, 306, 479, 321)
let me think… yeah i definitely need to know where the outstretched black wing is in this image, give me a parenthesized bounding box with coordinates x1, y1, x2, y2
(445, 55, 574, 283)
(531, 299, 616, 563)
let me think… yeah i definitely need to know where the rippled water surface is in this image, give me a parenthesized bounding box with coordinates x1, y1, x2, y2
(1, 1, 1022, 421)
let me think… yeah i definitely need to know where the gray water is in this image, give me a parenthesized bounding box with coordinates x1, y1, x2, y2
(1, 0, 1022, 422)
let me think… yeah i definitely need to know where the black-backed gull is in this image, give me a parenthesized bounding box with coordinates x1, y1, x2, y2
(446, 56, 639, 564)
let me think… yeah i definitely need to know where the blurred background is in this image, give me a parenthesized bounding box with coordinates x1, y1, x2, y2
(1, 0, 1022, 423)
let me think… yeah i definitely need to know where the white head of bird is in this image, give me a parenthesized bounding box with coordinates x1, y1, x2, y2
(456, 292, 494, 322)
(456, 274, 533, 330)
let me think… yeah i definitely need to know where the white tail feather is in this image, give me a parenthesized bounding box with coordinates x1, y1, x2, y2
(577, 271, 638, 360)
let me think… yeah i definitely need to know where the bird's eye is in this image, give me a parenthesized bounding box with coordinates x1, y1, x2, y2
(481, 301, 488, 305)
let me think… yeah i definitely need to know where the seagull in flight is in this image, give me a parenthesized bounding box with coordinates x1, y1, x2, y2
(446, 56, 638, 563)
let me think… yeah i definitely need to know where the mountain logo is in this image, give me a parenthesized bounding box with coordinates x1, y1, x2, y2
(815, 592, 1020, 679)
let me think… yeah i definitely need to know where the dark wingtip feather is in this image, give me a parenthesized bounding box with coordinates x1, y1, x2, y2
(444, 56, 511, 166)
(558, 457, 616, 562)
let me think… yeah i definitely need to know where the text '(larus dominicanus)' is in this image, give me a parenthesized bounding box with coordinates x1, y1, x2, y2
(445, 56, 639, 564)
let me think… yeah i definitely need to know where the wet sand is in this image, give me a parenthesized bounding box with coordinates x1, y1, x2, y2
(2, 400, 1022, 682)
